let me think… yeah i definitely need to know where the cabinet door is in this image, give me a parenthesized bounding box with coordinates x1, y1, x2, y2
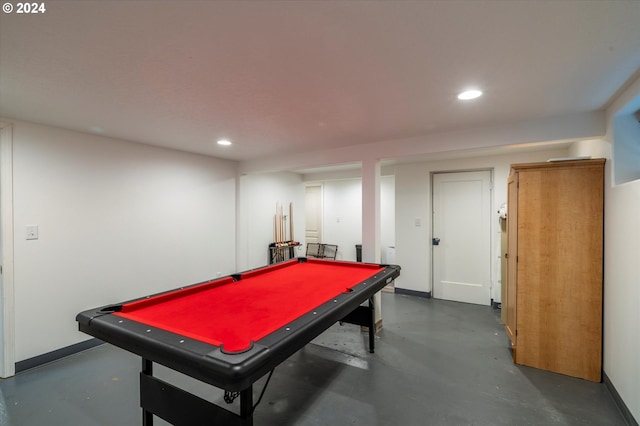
(515, 164, 603, 381)
(505, 173, 518, 347)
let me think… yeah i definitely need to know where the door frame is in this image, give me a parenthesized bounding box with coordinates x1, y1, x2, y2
(430, 168, 494, 304)
(0, 120, 15, 378)
(304, 183, 323, 247)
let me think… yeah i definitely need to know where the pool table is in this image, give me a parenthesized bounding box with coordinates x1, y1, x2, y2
(76, 257, 400, 426)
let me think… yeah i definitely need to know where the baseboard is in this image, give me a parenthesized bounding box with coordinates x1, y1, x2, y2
(603, 371, 639, 426)
(394, 288, 431, 298)
(15, 338, 104, 373)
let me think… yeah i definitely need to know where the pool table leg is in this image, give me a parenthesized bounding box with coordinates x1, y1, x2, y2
(142, 358, 154, 426)
(340, 296, 377, 353)
(240, 386, 254, 426)
(368, 297, 375, 353)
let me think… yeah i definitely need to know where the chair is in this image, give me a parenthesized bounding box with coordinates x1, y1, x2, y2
(306, 243, 322, 258)
(305, 243, 338, 260)
(321, 244, 338, 260)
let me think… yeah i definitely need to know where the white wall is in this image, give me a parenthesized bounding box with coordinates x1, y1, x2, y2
(322, 179, 362, 261)
(236, 172, 305, 271)
(9, 120, 237, 361)
(380, 175, 395, 262)
(579, 75, 640, 422)
(394, 147, 570, 298)
(303, 175, 395, 262)
(600, 172, 640, 422)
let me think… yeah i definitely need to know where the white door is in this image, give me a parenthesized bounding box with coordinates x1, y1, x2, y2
(305, 185, 322, 245)
(432, 171, 491, 305)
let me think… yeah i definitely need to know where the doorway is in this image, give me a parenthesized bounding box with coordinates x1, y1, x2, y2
(304, 185, 322, 246)
(432, 170, 492, 305)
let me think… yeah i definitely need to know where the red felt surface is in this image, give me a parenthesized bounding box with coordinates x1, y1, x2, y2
(114, 259, 384, 353)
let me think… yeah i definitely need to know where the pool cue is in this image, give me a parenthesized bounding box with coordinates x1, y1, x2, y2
(279, 203, 284, 243)
(283, 214, 288, 242)
(289, 202, 294, 243)
(275, 202, 280, 243)
(277, 202, 283, 243)
(277, 202, 281, 243)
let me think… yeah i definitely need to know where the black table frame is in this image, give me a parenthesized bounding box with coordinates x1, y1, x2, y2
(77, 258, 400, 425)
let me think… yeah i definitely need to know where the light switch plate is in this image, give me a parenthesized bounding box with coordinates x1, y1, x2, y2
(26, 225, 39, 240)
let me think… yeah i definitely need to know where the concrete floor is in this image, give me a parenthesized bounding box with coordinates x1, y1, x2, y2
(0, 293, 626, 426)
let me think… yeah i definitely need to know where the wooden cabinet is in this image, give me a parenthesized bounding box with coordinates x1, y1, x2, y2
(504, 159, 605, 382)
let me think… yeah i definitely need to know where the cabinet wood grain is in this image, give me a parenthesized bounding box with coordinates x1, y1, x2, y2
(505, 159, 604, 382)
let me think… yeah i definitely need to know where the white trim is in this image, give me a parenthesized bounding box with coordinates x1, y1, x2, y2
(0, 120, 15, 377)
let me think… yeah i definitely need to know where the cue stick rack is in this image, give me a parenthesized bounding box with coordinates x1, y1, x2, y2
(269, 202, 300, 264)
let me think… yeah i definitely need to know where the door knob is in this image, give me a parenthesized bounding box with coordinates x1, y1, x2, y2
(432, 237, 440, 246)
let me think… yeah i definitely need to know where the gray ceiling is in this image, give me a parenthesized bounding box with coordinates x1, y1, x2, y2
(1, 1, 639, 163)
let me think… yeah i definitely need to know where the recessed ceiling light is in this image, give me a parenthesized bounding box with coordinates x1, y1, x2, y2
(217, 139, 232, 146)
(457, 90, 483, 100)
